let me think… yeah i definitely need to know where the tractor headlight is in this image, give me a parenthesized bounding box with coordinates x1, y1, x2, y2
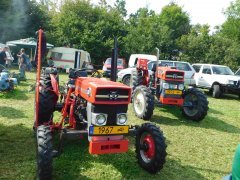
(178, 84, 184, 90)
(116, 113, 128, 125)
(163, 82, 169, 89)
(92, 113, 107, 126)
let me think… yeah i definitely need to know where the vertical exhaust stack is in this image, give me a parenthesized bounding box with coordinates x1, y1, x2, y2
(110, 37, 118, 82)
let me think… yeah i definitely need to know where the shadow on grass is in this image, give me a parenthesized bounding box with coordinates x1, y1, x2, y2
(54, 136, 204, 180)
(0, 106, 27, 119)
(0, 88, 29, 100)
(152, 106, 240, 134)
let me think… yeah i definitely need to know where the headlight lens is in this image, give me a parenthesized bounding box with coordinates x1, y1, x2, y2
(228, 80, 234, 85)
(116, 113, 128, 125)
(163, 82, 169, 89)
(178, 84, 184, 90)
(92, 113, 107, 126)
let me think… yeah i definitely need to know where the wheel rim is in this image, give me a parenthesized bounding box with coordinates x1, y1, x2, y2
(140, 134, 155, 163)
(183, 93, 198, 116)
(134, 91, 145, 115)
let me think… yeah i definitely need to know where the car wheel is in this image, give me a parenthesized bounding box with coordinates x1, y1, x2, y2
(122, 75, 131, 86)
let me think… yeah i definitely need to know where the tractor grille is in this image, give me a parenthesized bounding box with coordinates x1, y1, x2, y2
(92, 104, 128, 125)
(95, 88, 129, 102)
(165, 71, 184, 80)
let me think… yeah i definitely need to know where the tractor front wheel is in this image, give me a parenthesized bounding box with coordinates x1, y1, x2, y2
(36, 125, 53, 180)
(132, 86, 154, 120)
(135, 123, 167, 174)
(182, 88, 208, 122)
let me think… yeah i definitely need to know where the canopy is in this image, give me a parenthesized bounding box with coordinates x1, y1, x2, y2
(6, 38, 54, 49)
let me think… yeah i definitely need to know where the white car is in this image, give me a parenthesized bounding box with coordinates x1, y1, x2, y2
(192, 63, 240, 98)
(118, 60, 196, 86)
(236, 67, 240, 76)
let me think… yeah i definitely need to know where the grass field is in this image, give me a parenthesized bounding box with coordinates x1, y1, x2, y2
(0, 70, 240, 180)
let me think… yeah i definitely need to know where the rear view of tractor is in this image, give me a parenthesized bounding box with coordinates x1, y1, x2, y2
(131, 58, 208, 121)
(0, 65, 18, 91)
(34, 30, 167, 179)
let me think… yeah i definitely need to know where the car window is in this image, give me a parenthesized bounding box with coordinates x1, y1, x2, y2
(236, 68, 240, 76)
(148, 61, 155, 69)
(192, 65, 202, 72)
(202, 66, 212, 74)
(212, 66, 234, 75)
(159, 61, 174, 67)
(51, 52, 62, 59)
(175, 62, 192, 71)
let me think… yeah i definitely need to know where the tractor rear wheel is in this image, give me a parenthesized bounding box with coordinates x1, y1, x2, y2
(36, 125, 53, 180)
(37, 74, 58, 125)
(135, 123, 167, 174)
(132, 86, 154, 120)
(182, 88, 208, 122)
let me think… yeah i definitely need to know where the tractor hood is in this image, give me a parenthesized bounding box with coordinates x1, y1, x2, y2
(75, 77, 131, 104)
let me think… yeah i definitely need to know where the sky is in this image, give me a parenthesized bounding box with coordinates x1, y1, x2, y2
(92, 0, 233, 31)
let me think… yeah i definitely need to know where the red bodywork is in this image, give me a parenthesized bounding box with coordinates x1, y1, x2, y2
(157, 66, 184, 106)
(136, 58, 150, 86)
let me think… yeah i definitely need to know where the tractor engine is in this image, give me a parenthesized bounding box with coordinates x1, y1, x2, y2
(74, 77, 131, 154)
(0, 70, 18, 91)
(156, 67, 185, 105)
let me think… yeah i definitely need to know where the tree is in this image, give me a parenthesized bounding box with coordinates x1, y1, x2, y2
(49, 0, 126, 64)
(114, 0, 127, 18)
(177, 24, 211, 63)
(0, 0, 50, 43)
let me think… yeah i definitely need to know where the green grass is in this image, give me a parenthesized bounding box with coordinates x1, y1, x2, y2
(0, 70, 240, 179)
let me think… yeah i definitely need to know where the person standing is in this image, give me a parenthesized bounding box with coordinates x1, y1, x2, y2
(0, 47, 7, 72)
(5, 47, 14, 68)
(17, 48, 27, 79)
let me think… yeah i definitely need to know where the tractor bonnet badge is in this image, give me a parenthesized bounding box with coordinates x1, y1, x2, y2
(109, 91, 118, 100)
(172, 74, 177, 79)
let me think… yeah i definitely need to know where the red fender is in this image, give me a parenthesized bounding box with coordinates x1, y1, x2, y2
(50, 74, 59, 96)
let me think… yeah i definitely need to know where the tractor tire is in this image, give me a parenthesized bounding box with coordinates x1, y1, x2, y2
(37, 74, 58, 125)
(132, 70, 144, 89)
(132, 86, 154, 120)
(212, 84, 221, 98)
(182, 88, 208, 122)
(122, 75, 131, 86)
(135, 123, 167, 174)
(36, 125, 53, 180)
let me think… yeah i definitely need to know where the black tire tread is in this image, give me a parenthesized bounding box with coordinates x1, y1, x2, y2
(182, 88, 209, 121)
(37, 125, 53, 180)
(135, 123, 167, 174)
(133, 86, 154, 120)
(38, 73, 58, 125)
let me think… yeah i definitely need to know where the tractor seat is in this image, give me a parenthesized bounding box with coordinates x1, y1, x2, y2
(69, 69, 88, 78)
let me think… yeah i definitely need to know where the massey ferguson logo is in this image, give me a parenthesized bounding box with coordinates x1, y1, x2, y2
(109, 91, 118, 100)
(172, 74, 177, 79)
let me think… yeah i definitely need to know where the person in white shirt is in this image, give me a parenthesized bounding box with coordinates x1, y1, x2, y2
(5, 47, 14, 68)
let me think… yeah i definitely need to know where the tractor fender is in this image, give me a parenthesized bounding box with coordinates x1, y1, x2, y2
(50, 74, 59, 96)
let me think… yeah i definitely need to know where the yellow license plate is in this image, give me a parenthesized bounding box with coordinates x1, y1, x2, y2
(165, 90, 182, 95)
(89, 126, 129, 135)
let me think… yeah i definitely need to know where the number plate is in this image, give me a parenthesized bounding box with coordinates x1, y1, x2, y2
(89, 125, 129, 136)
(165, 90, 182, 95)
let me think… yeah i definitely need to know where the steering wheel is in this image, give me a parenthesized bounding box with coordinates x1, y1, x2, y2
(91, 69, 103, 78)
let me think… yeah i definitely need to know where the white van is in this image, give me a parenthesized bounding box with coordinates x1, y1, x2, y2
(47, 47, 93, 73)
(128, 54, 157, 67)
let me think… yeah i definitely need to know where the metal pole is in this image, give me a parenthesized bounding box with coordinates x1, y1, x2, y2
(110, 37, 118, 82)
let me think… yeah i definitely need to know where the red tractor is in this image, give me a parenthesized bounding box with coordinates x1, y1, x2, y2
(131, 58, 209, 121)
(34, 30, 167, 179)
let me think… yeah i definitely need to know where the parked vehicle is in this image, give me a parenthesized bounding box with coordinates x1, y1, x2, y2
(131, 58, 208, 122)
(35, 30, 167, 179)
(235, 67, 240, 76)
(118, 59, 196, 86)
(192, 64, 240, 98)
(47, 47, 93, 73)
(118, 54, 157, 85)
(102, 58, 127, 77)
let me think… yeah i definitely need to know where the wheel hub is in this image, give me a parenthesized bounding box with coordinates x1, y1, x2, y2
(140, 134, 155, 163)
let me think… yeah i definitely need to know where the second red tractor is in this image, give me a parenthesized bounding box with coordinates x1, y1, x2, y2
(131, 58, 209, 121)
